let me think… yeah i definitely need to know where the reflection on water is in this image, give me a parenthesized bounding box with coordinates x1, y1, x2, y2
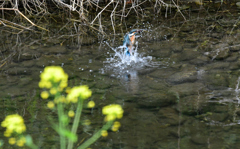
(121, 70, 139, 94)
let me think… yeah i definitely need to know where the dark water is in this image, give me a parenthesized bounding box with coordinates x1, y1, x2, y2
(2, 6, 240, 149)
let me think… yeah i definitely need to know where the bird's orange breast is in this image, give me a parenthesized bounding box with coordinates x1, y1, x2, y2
(130, 35, 135, 44)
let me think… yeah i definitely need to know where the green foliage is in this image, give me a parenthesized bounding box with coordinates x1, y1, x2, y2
(1, 66, 124, 149)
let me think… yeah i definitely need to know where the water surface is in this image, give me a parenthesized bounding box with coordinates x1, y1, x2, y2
(1, 6, 240, 149)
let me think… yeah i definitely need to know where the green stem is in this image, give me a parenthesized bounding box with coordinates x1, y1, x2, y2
(67, 99, 83, 149)
(26, 142, 38, 149)
(58, 102, 66, 149)
(25, 135, 38, 149)
(77, 121, 113, 149)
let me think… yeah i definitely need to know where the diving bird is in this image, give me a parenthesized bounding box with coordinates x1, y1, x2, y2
(123, 29, 144, 56)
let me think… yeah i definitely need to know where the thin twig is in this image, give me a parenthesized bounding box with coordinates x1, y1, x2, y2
(91, 0, 114, 24)
(110, 1, 119, 35)
(0, 8, 49, 32)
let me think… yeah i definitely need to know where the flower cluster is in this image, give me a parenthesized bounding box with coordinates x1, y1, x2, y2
(111, 121, 121, 132)
(39, 66, 92, 110)
(1, 114, 27, 147)
(1, 114, 26, 137)
(66, 86, 92, 103)
(39, 66, 68, 90)
(8, 136, 26, 147)
(39, 66, 69, 107)
(101, 104, 124, 137)
(102, 104, 124, 121)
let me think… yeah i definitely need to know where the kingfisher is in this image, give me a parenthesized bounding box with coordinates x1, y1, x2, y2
(123, 29, 144, 56)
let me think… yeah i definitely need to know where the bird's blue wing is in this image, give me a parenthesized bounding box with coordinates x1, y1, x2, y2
(125, 46, 131, 56)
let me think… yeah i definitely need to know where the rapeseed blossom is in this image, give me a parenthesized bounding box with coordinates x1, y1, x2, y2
(68, 110, 75, 117)
(101, 130, 108, 137)
(111, 121, 121, 131)
(102, 104, 124, 121)
(87, 101, 95, 108)
(1, 114, 26, 137)
(41, 91, 49, 99)
(54, 96, 66, 103)
(8, 137, 16, 145)
(66, 86, 92, 103)
(16, 137, 26, 147)
(47, 101, 55, 109)
(39, 66, 68, 90)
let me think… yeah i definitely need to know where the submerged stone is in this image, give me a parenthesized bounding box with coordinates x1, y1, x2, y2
(207, 47, 230, 60)
(208, 113, 229, 122)
(191, 134, 208, 145)
(202, 71, 229, 90)
(178, 95, 208, 116)
(145, 79, 170, 91)
(137, 91, 177, 108)
(158, 107, 186, 126)
(205, 62, 230, 70)
(190, 55, 210, 66)
(167, 70, 198, 84)
(225, 52, 239, 62)
(171, 48, 199, 62)
(169, 82, 206, 98)
(149, 68, 177, 79)
(171, 43, 183, 53)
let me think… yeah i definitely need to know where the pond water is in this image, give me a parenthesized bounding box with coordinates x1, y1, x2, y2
(2, 5, 240, 149)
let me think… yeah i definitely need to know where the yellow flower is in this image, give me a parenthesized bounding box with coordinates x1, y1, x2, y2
(54, 96, 66, 103)
(50, 88, 57, 95)
(66, 86, 92, 103)
(101, 130, 108, 137)
(39, 81, 52, 89)
(111, 126, 118, 132)
(9, 137, 16, 145)
(111, 121, 121, 131)
(39, 66, 68, 89)
(41, 91, 49, 99)
(113, 121, 121, 127)
(87, 101, 95, 108)
(68, 110, 75, 117)
(1, 114, 26, 137)
(102, 104, 124, 121)
(59, 81, 68, 89)
(65, 87, 71, 93)
(47, 101, 55, 109)
(4, 130, 11, 137)
(16, 137, 26, 147)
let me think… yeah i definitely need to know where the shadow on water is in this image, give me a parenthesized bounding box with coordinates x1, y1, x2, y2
(3, 5, 240, 149)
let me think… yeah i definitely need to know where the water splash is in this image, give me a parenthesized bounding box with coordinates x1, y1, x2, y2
(103, 41, 160, 72)
(101, 41, 162, 93)
(235, 77, 240, 104)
